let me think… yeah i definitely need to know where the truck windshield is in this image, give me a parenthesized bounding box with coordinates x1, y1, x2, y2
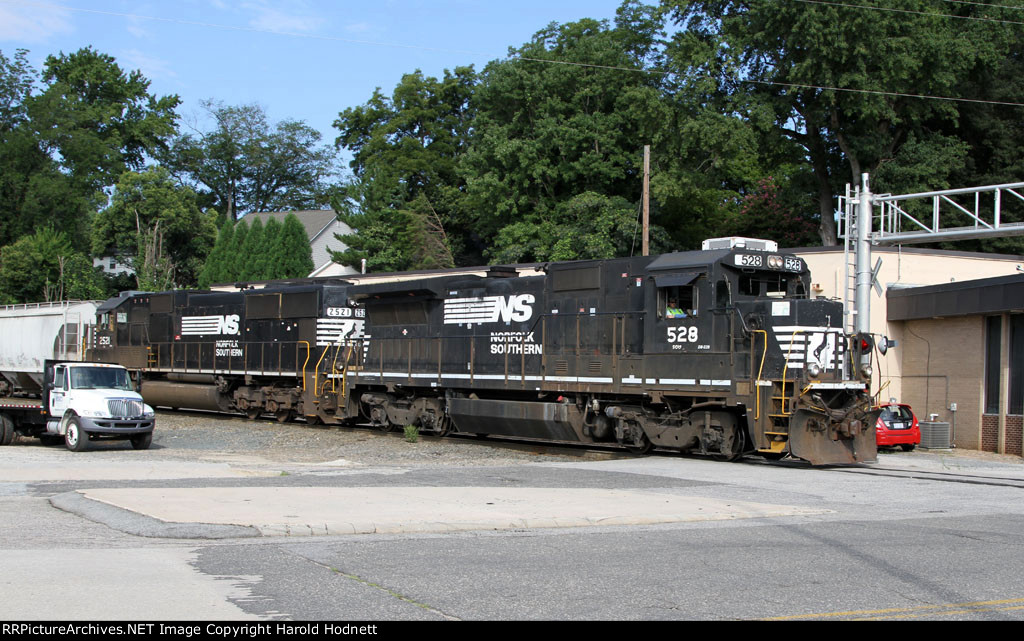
(70, 367, 133, 391)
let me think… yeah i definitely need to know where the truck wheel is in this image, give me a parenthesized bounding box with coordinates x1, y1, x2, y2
(64, 417, 89, 452)
(0, 414, 13, 446)
(131, 432, 152, 450)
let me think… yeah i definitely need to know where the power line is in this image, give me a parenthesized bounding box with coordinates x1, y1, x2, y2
(6, 0, 1024, 108)
(793, 0, 1024, 25)
(746, 78, 1024, 106)
(941, 0, 1024, 11)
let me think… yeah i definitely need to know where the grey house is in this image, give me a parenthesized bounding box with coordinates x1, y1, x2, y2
(241, 210, 358, 277)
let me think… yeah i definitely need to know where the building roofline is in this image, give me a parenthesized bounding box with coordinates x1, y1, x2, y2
(790, 245, 1024, 261)
(886, 273, 1024, 320)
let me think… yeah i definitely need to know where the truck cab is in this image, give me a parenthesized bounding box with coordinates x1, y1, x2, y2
(43, 361, 155, 451)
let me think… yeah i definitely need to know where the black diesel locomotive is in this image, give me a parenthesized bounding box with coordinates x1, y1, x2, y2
(90, 238, 879, 465)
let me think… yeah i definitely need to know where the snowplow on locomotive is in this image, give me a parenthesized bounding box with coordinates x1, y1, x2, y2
(89, 238, 879, 465)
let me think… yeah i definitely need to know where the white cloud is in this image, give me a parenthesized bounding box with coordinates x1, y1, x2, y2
(0, 3, 75, 42)
(344, 22, 372, 34)
(240, 0, 324, 34)
(119, 48, 178, 82)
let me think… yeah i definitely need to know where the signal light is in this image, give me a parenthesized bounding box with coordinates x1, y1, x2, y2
(852, 333, 874, 356)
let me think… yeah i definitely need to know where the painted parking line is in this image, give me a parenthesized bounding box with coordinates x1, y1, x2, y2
(764, 598, 1024, 620)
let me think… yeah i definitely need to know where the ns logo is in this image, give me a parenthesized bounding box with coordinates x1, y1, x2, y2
(181, 314, 241, 336)
(443, 294, 535, 325)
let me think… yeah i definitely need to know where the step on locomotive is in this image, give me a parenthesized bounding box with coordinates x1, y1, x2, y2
(89, 237, 881, 465)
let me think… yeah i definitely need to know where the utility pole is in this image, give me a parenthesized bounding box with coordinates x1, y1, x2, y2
(642, 145, 650, 256)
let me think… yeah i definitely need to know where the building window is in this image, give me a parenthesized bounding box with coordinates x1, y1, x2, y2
(1010, 314, 1023, 416)
(985, 315, 1001, 414)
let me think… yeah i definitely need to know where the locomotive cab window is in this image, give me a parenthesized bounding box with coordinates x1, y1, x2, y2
(660, 286, 695, 319)
(739, 274, 794, 298)
(654, 273, 701, 320)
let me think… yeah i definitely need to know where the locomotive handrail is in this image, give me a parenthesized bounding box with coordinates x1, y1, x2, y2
(299, 341, 311, 391)
(779, 329, 805, 416)
(312, 345, 330, 394)
(753, 329, 768, 420)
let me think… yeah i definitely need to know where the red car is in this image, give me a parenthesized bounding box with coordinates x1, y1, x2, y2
(875, 403, 920, 451)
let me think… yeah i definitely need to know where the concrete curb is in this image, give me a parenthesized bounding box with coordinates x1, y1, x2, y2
(49, 491, 262, 539)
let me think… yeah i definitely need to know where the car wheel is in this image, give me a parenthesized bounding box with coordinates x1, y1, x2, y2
(900, 444, 916, 452)
(130, 432, 152, 450)
(0, 414, 14, 446)
(65, 417, 89, 452)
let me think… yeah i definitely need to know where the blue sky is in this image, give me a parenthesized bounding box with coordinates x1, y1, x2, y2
(1, 0, 629, 172)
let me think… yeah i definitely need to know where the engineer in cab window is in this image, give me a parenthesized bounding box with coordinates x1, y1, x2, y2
(665, 298, 687, 319)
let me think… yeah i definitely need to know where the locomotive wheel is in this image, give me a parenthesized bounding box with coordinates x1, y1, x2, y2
(275, 410, 294, 423)
(713, 426, 746, 462)
(433, 416, 452, 437)
(619, 422, 653, 455)
(624, 434, 653, 455)
(246, 408, 261, 420)
(306, 415, 324, 426)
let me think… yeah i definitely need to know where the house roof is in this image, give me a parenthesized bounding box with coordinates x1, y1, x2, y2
(242, 210, 337, 241)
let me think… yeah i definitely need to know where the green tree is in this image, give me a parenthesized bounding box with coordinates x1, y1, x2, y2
(163, 101, 337, 223)
(257, 217, 282, 280)
(0, 227, 104, 303)
(277, 214, 315, 278)
(0, 49, 91, 249)
(91, 167, 217, 288)
(198, 218, 235, 288)
(461, 10, 672, 262)
(665, 0, 1016, 244)
(332, 66, 477, 270)
(0, 47, 179, 251)
(238, 217, 264, 280)
(224, 220, 249, 282)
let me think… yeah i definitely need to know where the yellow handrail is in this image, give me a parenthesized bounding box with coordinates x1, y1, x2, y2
(754, 329, 767, 420)
(298, 341, 310, 391)
(312, 345, 330, 393)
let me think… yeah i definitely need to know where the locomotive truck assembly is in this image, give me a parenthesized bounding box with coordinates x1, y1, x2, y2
(85, 237, 880, 465)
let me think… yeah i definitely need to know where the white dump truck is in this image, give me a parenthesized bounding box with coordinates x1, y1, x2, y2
(0, 301, 155, 451)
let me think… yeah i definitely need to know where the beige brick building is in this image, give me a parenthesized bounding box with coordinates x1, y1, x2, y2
(792, 246, 1024, 456)
(886, 276, 1024, 456)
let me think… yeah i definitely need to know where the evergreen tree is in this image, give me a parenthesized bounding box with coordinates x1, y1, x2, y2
(238, 217, 264, 280)
(257, 217, 282, 280)
(224, 221, 248, 283)
(199, 218, 235, 287)
(278, 214, 314, 278)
